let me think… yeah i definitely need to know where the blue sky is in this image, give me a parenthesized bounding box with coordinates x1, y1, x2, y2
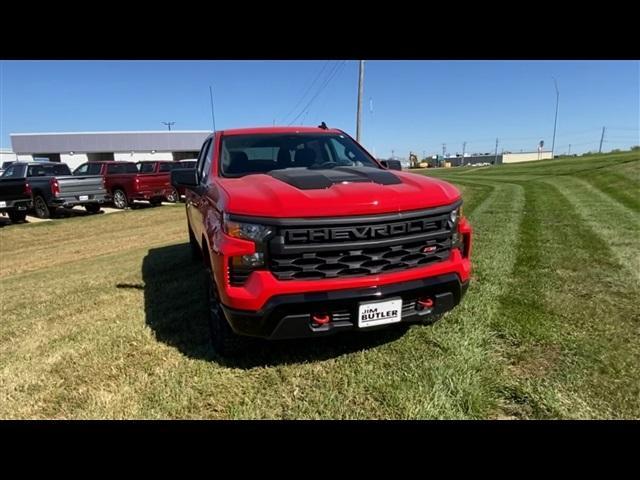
(1, 60, 638, 157)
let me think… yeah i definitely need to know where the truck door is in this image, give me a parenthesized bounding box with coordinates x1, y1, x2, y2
(188, 138, 213, 244)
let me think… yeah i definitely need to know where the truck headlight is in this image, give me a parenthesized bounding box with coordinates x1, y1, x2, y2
(224, 214, 273, 284)
(448, 205, 462, 229)
(223, 214, 273, 243)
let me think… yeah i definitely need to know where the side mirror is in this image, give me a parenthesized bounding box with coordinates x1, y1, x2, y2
(171, 168, 197, 188)
(380, 160, 402, 171)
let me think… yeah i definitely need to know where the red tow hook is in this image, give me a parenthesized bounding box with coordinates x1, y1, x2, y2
(311, 313, 331, 326)
(417, 297, 434, 310)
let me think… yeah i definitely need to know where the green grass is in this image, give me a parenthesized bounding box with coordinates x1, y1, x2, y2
(1, 151, 639, 419)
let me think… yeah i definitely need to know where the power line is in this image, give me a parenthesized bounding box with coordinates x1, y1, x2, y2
(288, 61, 346, 125)
(290, 61, 342, 124)
(279, 61, 330, 125)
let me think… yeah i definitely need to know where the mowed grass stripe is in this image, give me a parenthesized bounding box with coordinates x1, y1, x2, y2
(577, 167, 640, 213)
(0, 206, 186, 279)
(494, 180, 640, 419)
(542, 176, 640, 280)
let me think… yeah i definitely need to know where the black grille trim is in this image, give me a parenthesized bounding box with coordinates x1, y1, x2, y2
(266, 204, 459, 281)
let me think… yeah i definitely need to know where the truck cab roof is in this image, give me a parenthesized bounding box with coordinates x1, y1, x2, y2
(220, 126, 342, 136)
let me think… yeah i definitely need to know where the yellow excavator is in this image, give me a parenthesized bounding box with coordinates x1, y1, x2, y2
(409, 152, 429, 169)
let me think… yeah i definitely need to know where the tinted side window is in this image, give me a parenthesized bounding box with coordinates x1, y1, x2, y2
(74, 164, 89, 175)
(159, 163, 173, 172)
(199, 141, 214, 184)
(86, 163, 103, 175)
(138, 163, 156, 174)
(196, 139, 213, 182)
(5, 165, 26, 177)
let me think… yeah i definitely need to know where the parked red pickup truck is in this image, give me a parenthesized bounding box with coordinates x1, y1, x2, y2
(136, 160, 179, 203)
(73, 161, 173, 208)
(172, 126, 472, 355)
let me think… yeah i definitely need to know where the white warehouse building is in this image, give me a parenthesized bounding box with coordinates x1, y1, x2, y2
(9, 130, 211, 171)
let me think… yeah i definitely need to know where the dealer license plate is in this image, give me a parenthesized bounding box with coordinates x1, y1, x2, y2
(79, 195, 89, 201)
(358, 297, 403, 328)
(0, 201, 6, 208)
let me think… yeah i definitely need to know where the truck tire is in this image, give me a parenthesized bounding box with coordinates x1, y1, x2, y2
(166, 188, 179, 203)
(85, 203, 101, 214)
(8, 210, 27, 223)
(188, 224, 201, 261)
(206, 268, 245, 357)
(112, 189, 129, 209)
(33, 195, 51, 219)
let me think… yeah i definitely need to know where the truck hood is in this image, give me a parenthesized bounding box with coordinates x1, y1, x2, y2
(217, 167, 461, 217)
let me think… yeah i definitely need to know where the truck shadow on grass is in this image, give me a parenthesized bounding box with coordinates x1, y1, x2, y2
(132, 243, 409, 369)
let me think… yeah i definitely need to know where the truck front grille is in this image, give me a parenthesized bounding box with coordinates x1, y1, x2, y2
(267, 204, 458, 281)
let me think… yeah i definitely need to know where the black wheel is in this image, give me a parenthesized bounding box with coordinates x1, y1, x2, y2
(188, 223, 201, 261)
(112, 189, 129, 209)
(206, 268, 246, 357)
(8, 210, 27, 223)
(166, 188, 179, 203)
(33, 195, 51, 219)
(85, 203, 101, 214)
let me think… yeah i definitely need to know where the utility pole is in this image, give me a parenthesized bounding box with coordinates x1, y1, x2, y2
(391, 149, 394, 159)
(551, 77, 559, 159)
(494, 138, 499, 164)
(568, 144, 571, 155)
(356, 60, 365, 142)
(462, 141, 467, 165)
(161, 121, 175, 131)
(599, 126, 606, 153)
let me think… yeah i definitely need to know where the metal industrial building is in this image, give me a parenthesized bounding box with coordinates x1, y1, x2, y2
(10, 131, 210, 171)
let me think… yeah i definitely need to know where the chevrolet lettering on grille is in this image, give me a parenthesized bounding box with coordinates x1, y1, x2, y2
(284, 218, 439, 244)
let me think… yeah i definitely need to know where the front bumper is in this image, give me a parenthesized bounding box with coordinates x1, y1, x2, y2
(221, 273, 469, 340)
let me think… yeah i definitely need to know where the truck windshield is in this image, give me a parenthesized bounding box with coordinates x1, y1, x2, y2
(220, 133, 379, 178)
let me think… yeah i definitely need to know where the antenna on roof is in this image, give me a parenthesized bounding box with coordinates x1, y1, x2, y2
(318, 121, 328, 130)
(209, 86, 217, 132)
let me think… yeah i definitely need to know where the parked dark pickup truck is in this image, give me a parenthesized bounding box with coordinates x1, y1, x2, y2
(74, 161, 173, 208)
(1, 162, 108, 219)
(137, 160, 179, 203)
(0, 172, 32, 223)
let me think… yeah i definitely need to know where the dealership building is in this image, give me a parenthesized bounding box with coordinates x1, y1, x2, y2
(8, 131, 211, 171)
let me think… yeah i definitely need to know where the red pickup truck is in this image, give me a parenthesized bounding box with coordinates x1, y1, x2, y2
(172, 126, 472, 355)
(73, 161, 173, 208)
(136, 160, 180, 203)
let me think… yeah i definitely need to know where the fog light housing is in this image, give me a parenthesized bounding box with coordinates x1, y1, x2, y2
(229, 253, 265, 285)
(237, 252, 264, 267)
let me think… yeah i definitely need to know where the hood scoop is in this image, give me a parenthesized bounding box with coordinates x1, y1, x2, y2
(267, 166, 402, 190)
